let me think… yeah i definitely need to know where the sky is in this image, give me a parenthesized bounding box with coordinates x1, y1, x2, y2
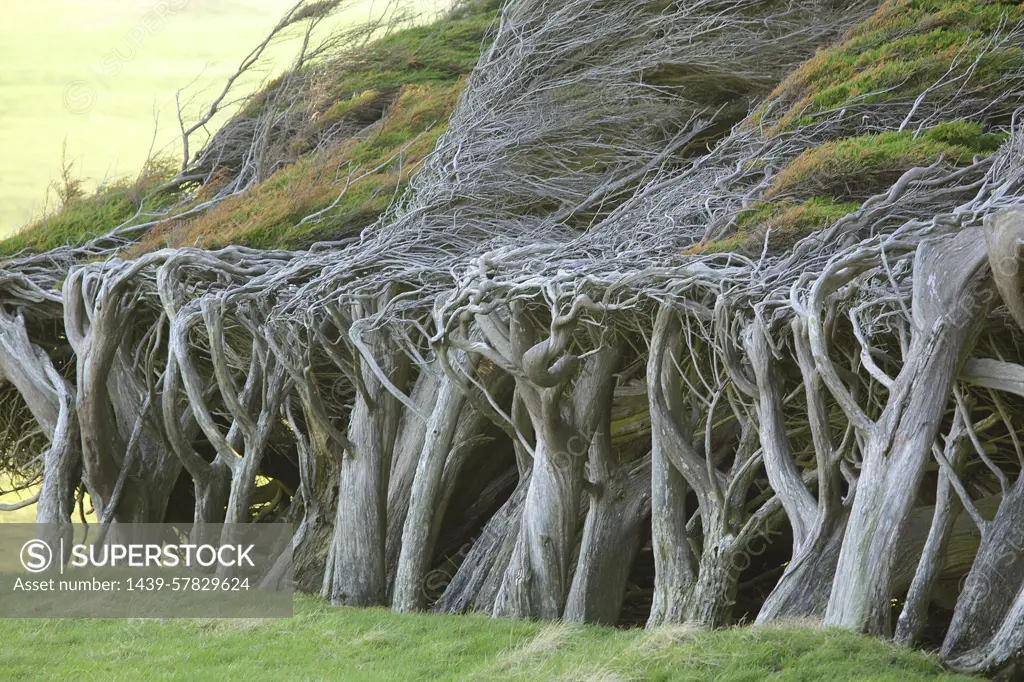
(0, 0, 448, 234)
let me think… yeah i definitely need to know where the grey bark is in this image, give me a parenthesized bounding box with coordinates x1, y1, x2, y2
(384, 369, 439, 590)
(35, 366, 81, 560)
(563, 334, 647, 625)
(287, 385, 342, 593)
(433, 477, 528, 615)
(941, 476, 1024, 675)
(646, 306, 699, 626)
(327, 314, 409, 607)
(894, 413, 967, 646)
(64, 262, 181, 525)
(755, 318, 847, 623)
(392, 348, 478, 612)
(938, 208, 1024, 674)
(492, 320, 620, 620)
(824, 228, 992, 634)
(564, 454, 651, 625)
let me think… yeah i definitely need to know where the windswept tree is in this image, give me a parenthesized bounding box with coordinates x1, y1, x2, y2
(4, 0, 1024, 677)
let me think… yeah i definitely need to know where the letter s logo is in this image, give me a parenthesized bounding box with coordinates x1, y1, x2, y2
(20, 540, 52, 573)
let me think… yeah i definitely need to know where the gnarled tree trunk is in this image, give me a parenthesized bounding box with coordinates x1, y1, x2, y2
(824, 228, 992, 635)
(326, 307, 409, 607)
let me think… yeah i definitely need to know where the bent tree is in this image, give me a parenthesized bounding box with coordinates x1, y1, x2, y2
(4, 0, 1024, 677)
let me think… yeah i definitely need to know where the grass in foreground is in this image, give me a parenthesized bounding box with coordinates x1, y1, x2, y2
(0, 594, 977, 681)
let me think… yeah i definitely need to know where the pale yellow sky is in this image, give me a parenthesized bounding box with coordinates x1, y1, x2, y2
(0, 0, 450, 234)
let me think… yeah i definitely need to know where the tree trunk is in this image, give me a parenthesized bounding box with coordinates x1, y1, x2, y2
(192, 465, 231, 544)
(393, 356, 475, 612)
(648, 444, 696, 627)
(106, 356, 181, 523)
(758, 314, 850, 624)
(491, 416, 582, 619)
(681, 541, 741, 628)
(894, 414, 967, 646)
(825, 228, 992, 635)
(937, 208, 1024, 674)
(385, 369, 439, 591)
(941, 476, 1024, 674)
(327, 324, 408, 607)
(35, 368, 81, 563)
(757, 516, 846, 623)
(564, 454, 650, 624)
(646, 307, 699, 627)
(433, 477, 528, 615)
(284, 389, 342, 593)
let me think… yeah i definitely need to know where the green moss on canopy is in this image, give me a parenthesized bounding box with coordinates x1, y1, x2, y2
(281, 3, 497, 158)
(693, 119, 1003, 256)
(767, 121, 1004, 201)
(685, 196, 861, 256)
(6, 2, 498, 256)
(752, 0, 1024, 131)
(0, 166, 177, 259)
(139, 82, 460, 252)
(704, 0, 1023, 259)
(172, 1, 500, 251)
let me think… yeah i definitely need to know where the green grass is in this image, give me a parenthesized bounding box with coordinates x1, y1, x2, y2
(0, 594, 979, 681)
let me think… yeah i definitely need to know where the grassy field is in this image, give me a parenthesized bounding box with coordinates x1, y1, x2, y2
(0, 475, 39, 523)
(0, 476, 97, 524)
(0, 594, 978, 681)
(0, 0, 450, 235)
